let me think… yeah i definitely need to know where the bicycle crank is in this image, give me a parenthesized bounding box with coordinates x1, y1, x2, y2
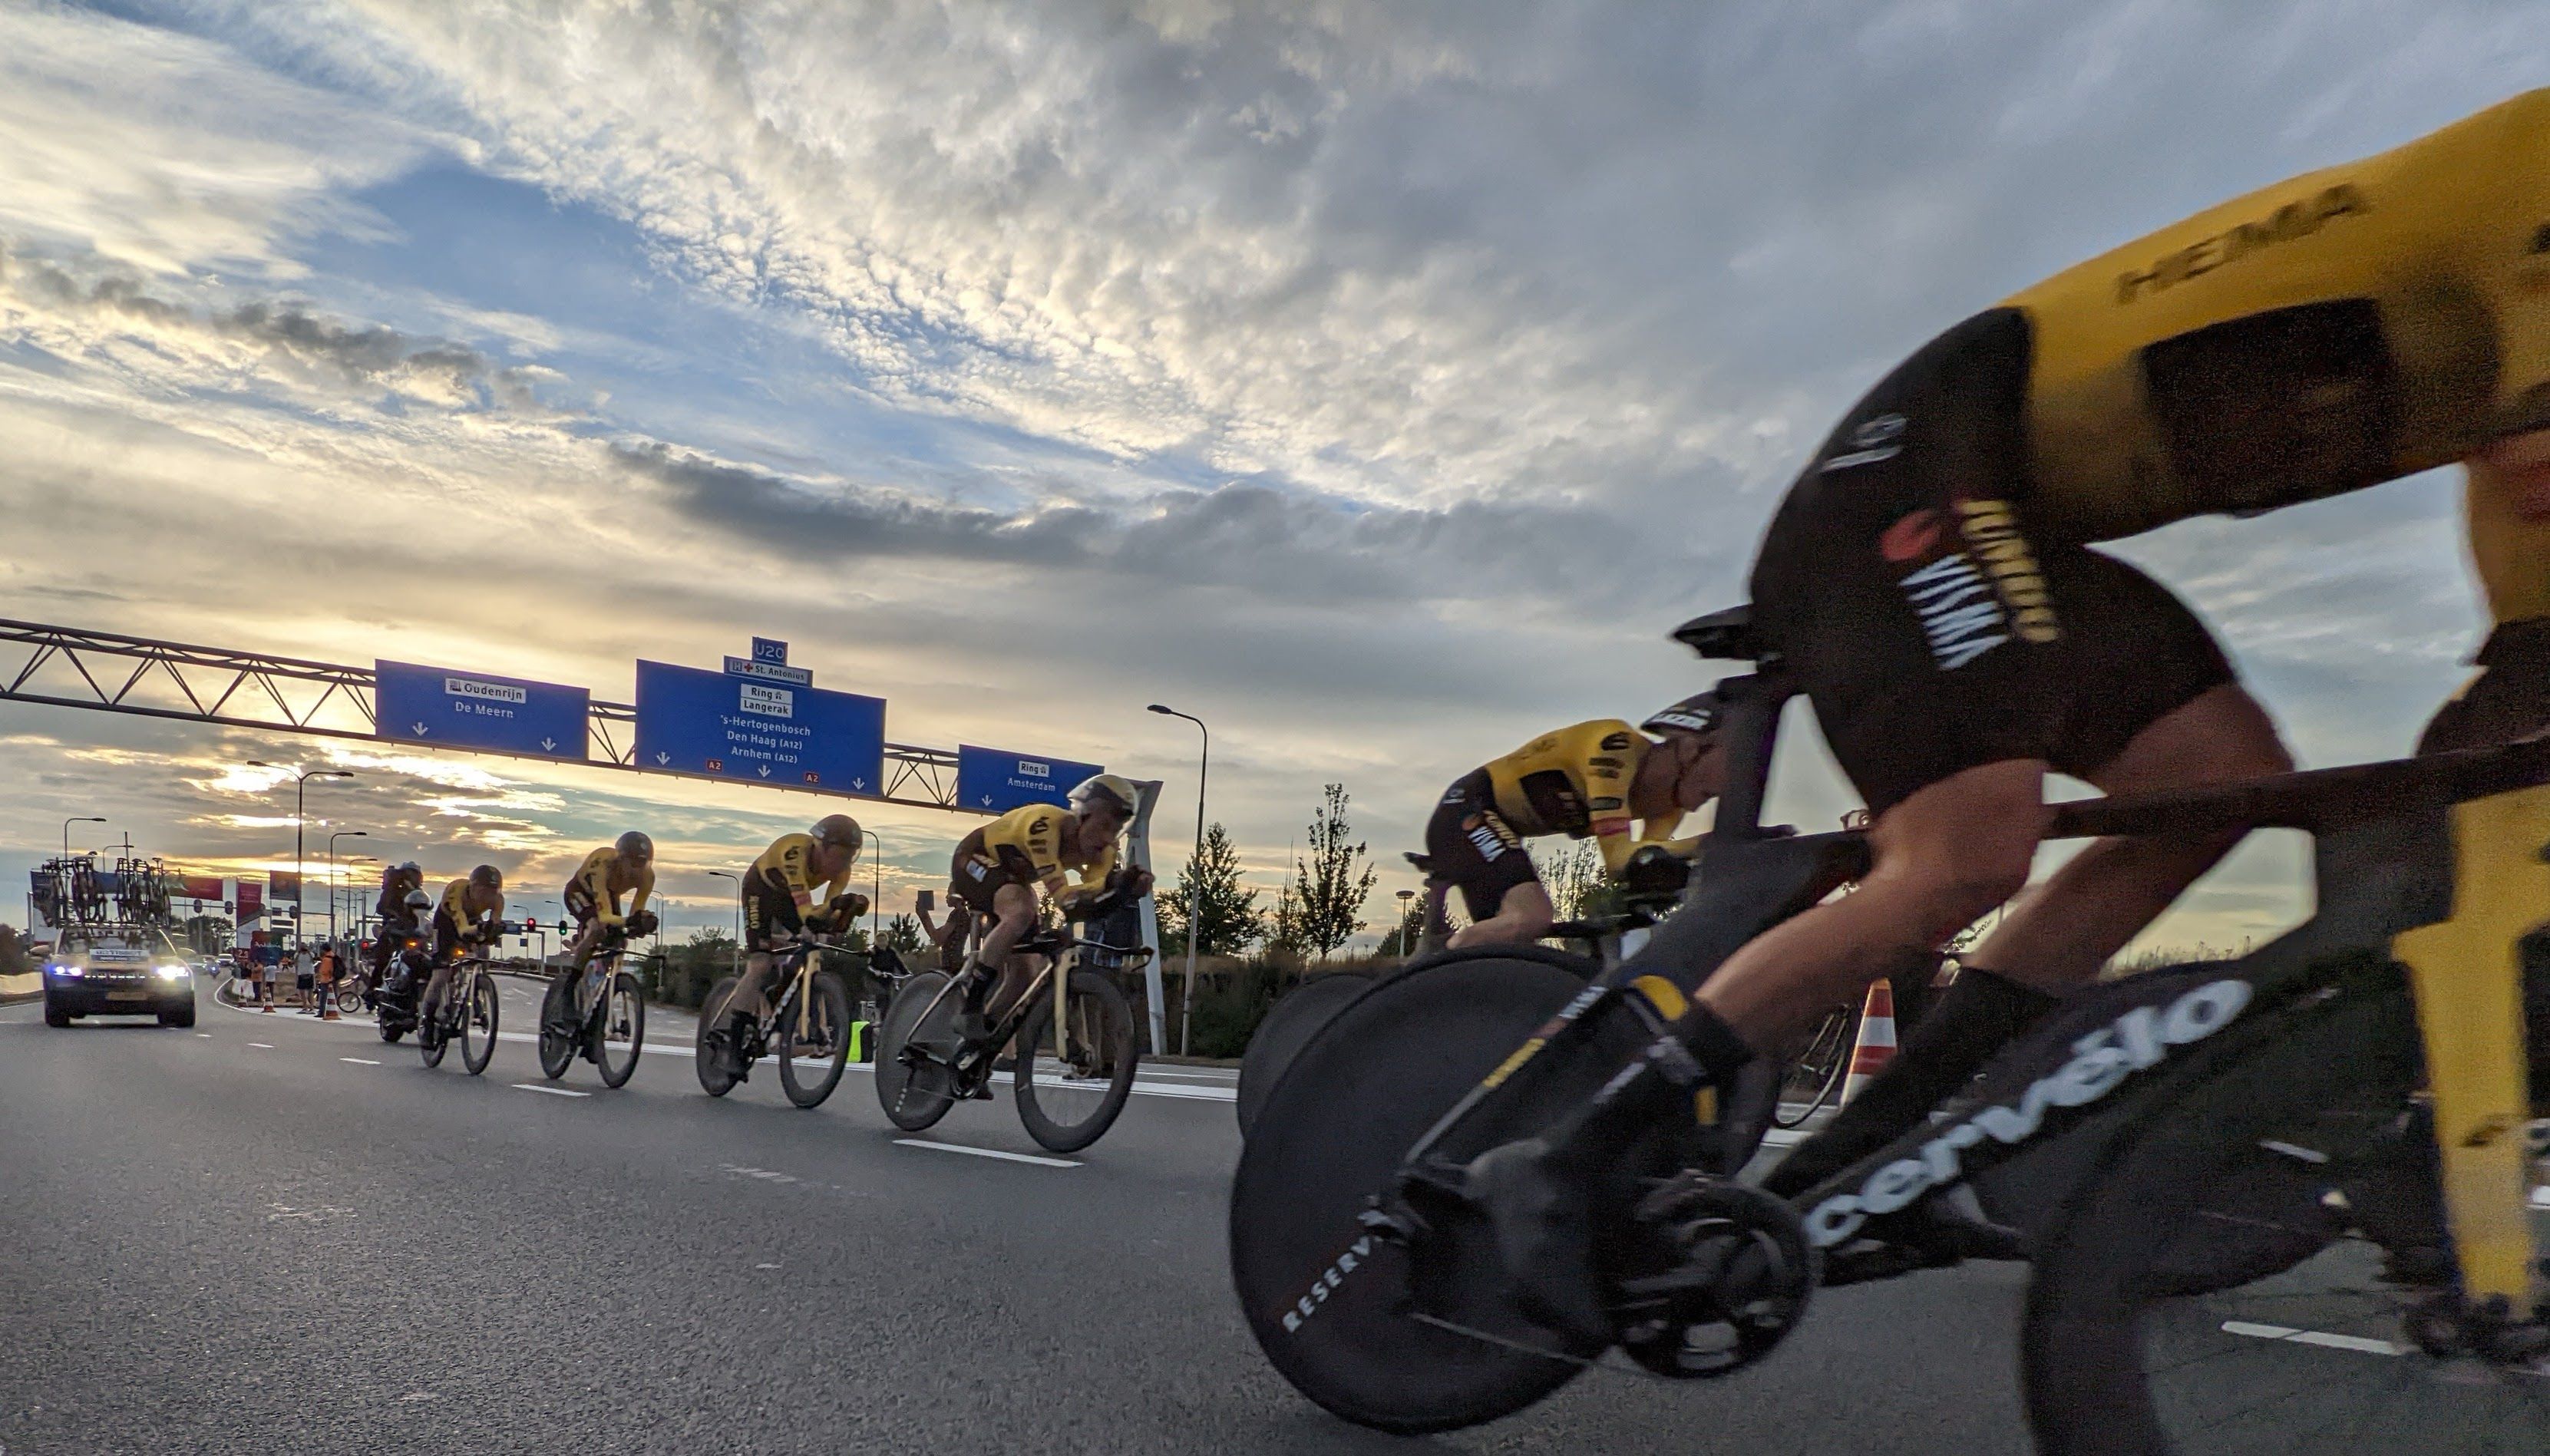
(1608, 1173, 1816, 1378)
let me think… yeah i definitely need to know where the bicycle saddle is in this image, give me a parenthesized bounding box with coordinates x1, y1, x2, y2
(1671, 604, 1765, 662)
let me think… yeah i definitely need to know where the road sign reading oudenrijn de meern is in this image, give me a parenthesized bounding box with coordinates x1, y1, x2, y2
(375, 660, 590, 760)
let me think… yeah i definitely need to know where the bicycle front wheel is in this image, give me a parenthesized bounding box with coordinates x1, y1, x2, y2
(778, 970, 851, 1109)
(335, 982, 365, 1015)
(1013, 969, 1139, 1153)
(1772, 1003, 1856, 1129)
(595, 971, 645, 1089)
(2020, 965, 2538, 1454)
(537, 971, 579, 1080)
(874, 971, 960, 1131)
(460, 973, 500, 1075)
(694, 973, 742, 1097)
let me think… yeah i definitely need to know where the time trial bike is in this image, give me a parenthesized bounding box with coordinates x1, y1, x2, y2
(694, 934, 854, 1109)
(416, 947, 500, 1077)
(538, 924, 646, 1088)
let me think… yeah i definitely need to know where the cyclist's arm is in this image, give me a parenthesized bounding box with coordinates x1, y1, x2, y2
(625, 864, 654, 919)
(1052, 840, 1122, 913)
(578, 853, 625, 926)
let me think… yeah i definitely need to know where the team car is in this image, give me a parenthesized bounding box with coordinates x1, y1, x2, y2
(41, 926, 197, 1028)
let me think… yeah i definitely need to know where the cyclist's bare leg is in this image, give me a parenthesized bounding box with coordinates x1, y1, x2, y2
(1964, 684, 2289, 988)
(1696, 761, 2049, 1050)
(420, 962, 457, 1023)
(728, 950, 777, 1019)
(1450, 881, 1555, 950)
(973, 883, 1038, 975)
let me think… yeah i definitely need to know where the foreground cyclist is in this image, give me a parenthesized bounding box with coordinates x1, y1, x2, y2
(563, 830, 658, 969)
(1426, 695, 1728, 948)
(712, 815, 868, 1077)
(949, 774, 1154, 1040)
(419, 866, 505, 1028)
(1484, 87, 2550, 1340)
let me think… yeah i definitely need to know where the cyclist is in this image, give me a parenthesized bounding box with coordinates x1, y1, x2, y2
(949, 774, 1155, 1041)
(563, 831, 659, 968)
(419, 865, 505, 1028)
(1425, 694, 1728, 949)
(711, 814, 869, 1076)
(1481, 87, 2550, 1341)
(367, 860, 425, 991)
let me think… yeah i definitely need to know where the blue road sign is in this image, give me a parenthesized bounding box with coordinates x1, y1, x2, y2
(375, 661, 590, 760)
(751, 637, 788, 665)
(956, 745, 1105, 815)
(633, 660, 885, 792)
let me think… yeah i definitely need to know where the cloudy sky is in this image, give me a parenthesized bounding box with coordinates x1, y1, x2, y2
(2, 1, 2543, 950)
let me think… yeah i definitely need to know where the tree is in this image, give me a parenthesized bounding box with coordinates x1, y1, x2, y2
(880, 913, 925, 955)
(1290, 783, 1377, 962)
(0, 925, 27, 977)
(1157, 822, 1264, 956)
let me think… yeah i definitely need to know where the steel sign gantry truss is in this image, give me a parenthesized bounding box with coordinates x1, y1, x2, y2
(0, 619, 979, 815)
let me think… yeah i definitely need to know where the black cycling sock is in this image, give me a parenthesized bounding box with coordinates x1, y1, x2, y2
(1541, 1001, 1756, 1178)
(1761, 964, 2060, 1200)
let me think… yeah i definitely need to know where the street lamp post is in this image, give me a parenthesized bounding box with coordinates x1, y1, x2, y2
(326, 831, 368, 943)
(1395, 887, 1415, 956)
(61, 817, 105, 860)
(867, 830, 884, 943)
(1147, 704, 1208, 1056)
(249, 762, 353, 948)
(707, 870, 743, 975)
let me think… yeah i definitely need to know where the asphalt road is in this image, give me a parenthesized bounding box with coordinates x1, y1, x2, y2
(2, 989, 2056, 1454)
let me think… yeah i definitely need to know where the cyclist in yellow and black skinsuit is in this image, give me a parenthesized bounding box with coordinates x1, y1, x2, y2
(1425, 698, 1726, 949)
(420, 866, 504, 1028)
(563, 831, 657, 969)
(1488, 91, 2550, 1339)
(710, 815, 869, 1078)
(947, 774, 1154, 1054)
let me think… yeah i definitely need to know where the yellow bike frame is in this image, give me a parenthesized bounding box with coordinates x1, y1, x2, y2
(2392, 783, 2550, 1310)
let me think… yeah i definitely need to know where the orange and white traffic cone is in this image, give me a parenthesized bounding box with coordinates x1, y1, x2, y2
(1839, 977, 1898, 1106)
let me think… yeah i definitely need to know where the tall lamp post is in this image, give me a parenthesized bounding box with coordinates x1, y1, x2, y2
(341, 856, 376, 946)
(1146, 703, 1208, 1055)
(325, 830, 368, 943)
(866, 830, 884, 943)
(1395, 887, 1415, 956)
(707, 870, 743, 975)
(248, 762, 353, 946)
(61, 816, 105, 859)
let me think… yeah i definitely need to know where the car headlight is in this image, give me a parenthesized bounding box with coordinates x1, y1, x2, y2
(154, 963, 192, 981)
(48, 962, 82, 978)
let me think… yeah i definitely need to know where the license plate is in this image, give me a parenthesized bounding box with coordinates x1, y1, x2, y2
(106, 991, 150, 1002)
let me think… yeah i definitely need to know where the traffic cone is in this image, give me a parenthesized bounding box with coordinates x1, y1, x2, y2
(1838, 978, 1898, 1106)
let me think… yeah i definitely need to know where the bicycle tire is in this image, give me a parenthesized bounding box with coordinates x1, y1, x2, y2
(695, 972, 742, 1097)
(2020, 964, 2456, 1454)
(335, 983, 365, 1015)
(418, 1005, 448, 1068)
(1235, 971, 1374, 1137)
(460, 972, 500, 1075)
(778, 969, 852, 1109)
(595, 970, 644, 1089)
(1231, 953, 1627, 1434)
(1771, 1004, 1857, 1129)
(537, 970, 579, 1080)
(1014, 969, 1140, 1153)
(875, 970, 960, 1131)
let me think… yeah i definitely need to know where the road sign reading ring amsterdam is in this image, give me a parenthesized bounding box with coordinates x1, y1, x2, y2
(956, 745, 1105, 815)
(375, 661, 590, 759)
(633, 659, 886, 793)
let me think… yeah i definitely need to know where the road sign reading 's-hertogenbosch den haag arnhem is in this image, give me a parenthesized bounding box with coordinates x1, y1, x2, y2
(633, 657, 887, 792)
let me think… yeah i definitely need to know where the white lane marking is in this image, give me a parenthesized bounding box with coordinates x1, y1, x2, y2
(893, 1139, 1078, 1168)
(511, 1083, 590, 1098)
(341, 1057, 380, 1065)
(247, 1042, 275, 1049)
(197, 1033, 212, 1038)
(2221, 1321, 2403, 1357)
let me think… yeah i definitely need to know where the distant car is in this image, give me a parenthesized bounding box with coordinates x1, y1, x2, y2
(42, 928, 197, 1028)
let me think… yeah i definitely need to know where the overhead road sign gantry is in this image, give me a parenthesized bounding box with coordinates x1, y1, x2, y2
(956, 745, 1107, 815)
(0, 618, 983, 814)
(375, 661, 590, 760)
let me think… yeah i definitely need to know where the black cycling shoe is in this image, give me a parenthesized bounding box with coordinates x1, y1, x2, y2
(1466, 1137, 1614, 1346)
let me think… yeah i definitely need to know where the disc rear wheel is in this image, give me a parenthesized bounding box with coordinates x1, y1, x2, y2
(538, 971, 578, 1080)
(875, 971, 960, 1131)
(1236, 970, 1373, 1137)
(694, 972, 742, 1097)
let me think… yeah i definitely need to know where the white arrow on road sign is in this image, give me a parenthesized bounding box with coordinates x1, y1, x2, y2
(654, 752, 671, 765)
(852, 778, 867, 791)
(980, 794, 993, 806)
(540, 737, 557, 751)
(411, 722, 429, 735)
(756, 764, 771, 778)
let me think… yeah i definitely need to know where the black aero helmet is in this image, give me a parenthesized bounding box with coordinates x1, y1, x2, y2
(616, 830, 654, 863)
(812, 814, 864, 858)
(469, 863, 504, 890)
(1069, 774, 1140, 819)
(1641, 689, 1723, 738)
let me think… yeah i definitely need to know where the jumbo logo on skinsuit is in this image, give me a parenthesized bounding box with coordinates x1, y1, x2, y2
(1805, 978, 2254, 1248)
(2114, 184, 2368, 304)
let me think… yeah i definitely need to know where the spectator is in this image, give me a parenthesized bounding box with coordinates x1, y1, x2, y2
(916, 891, 973, 975)
(313, 942, 342, 1022)
(286, 946, 312, 1014)
(244, 946, 273, 1012)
